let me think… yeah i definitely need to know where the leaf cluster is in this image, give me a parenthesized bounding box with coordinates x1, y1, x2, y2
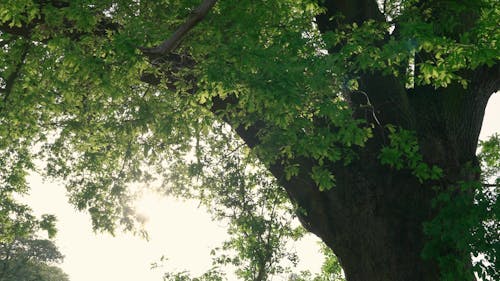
(379, 125, 442, 182)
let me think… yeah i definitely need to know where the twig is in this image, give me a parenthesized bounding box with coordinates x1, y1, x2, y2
(354, 90, 382, 128)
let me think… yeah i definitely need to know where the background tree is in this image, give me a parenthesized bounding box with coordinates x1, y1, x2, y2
(153, 125, 345, 280)
(289, 244, 345, 281)
(0, 198, 69, 281)
(0, 1, 498, 281)
(0, 238, 69, 281)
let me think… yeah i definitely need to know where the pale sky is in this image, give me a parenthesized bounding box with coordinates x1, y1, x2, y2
(23, 93, 499, 281)
(23, 178, 325, 281)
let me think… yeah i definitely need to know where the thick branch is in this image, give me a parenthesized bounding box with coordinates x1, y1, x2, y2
(140, 0, 217, 57)
(0, 24, 30, 37)
(316, 0, 384, 33)
(472, 64, 500, 99)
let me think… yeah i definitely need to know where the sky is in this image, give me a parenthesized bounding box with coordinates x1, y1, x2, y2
(23, 166, 324, 279)
(23, 94, 499, 281)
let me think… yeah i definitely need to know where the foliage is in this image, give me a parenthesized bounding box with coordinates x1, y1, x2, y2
(149, 124, 345, 280)
(479, 134, 500, 183)
(1, 198, 54, 241)
(421, 135, 500, 281)
(324, 0, 499, 88)
(379, 126, 442, 182)
(151, 262, 225, 281)
(289, 244, 345, 281)
(152, 125, 313, 280)
(5, 263, 70, 281)
(0, 238, 69, 281)
(0, 163, 67, 280)
(316, 244, 345, 281)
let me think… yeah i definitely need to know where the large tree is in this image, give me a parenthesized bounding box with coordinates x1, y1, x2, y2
(0, 1, 498, 281)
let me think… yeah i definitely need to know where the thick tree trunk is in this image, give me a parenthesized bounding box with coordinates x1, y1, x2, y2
(288, 152, 441, 281)
(232, 79, 494, 281)
(251, 2, 498, 280)
(230, 58, 498, 281)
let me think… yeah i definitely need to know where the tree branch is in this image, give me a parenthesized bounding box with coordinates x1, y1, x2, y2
(0, 20, 41, 37)
(140, 0, 217, 57)
(315, 0, 384, 33)
(1, 42, 30, 106)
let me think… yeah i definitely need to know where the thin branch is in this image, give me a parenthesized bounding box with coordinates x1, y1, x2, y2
(1, 42, 30, 105)
(483, 183, 499, 187)
(140, 0, 217, 57)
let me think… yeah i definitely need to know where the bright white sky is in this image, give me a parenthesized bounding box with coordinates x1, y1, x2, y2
(23, 94, 499, 281)
(24, 177, 325, 281)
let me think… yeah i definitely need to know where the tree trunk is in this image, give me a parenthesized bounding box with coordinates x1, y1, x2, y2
(219, 0, 499, 277)
(229, 58, 498, 281)
(286, 153, 441, 281)
(231, 76, 495, 281)
(250, 2, 498, 280)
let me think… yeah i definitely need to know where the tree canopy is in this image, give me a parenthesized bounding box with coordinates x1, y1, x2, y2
(0, 237, 69, 281)
(0, 0, 498, 280)
(0, 196, 69, 281)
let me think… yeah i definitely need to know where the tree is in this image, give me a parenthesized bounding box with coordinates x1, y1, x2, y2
(0, 197, 69, 281)
(154, 127, 344, 280)
(288, 244, 345, 281)
(0, 1, 498, 281)
(0, 238, 69, 281)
